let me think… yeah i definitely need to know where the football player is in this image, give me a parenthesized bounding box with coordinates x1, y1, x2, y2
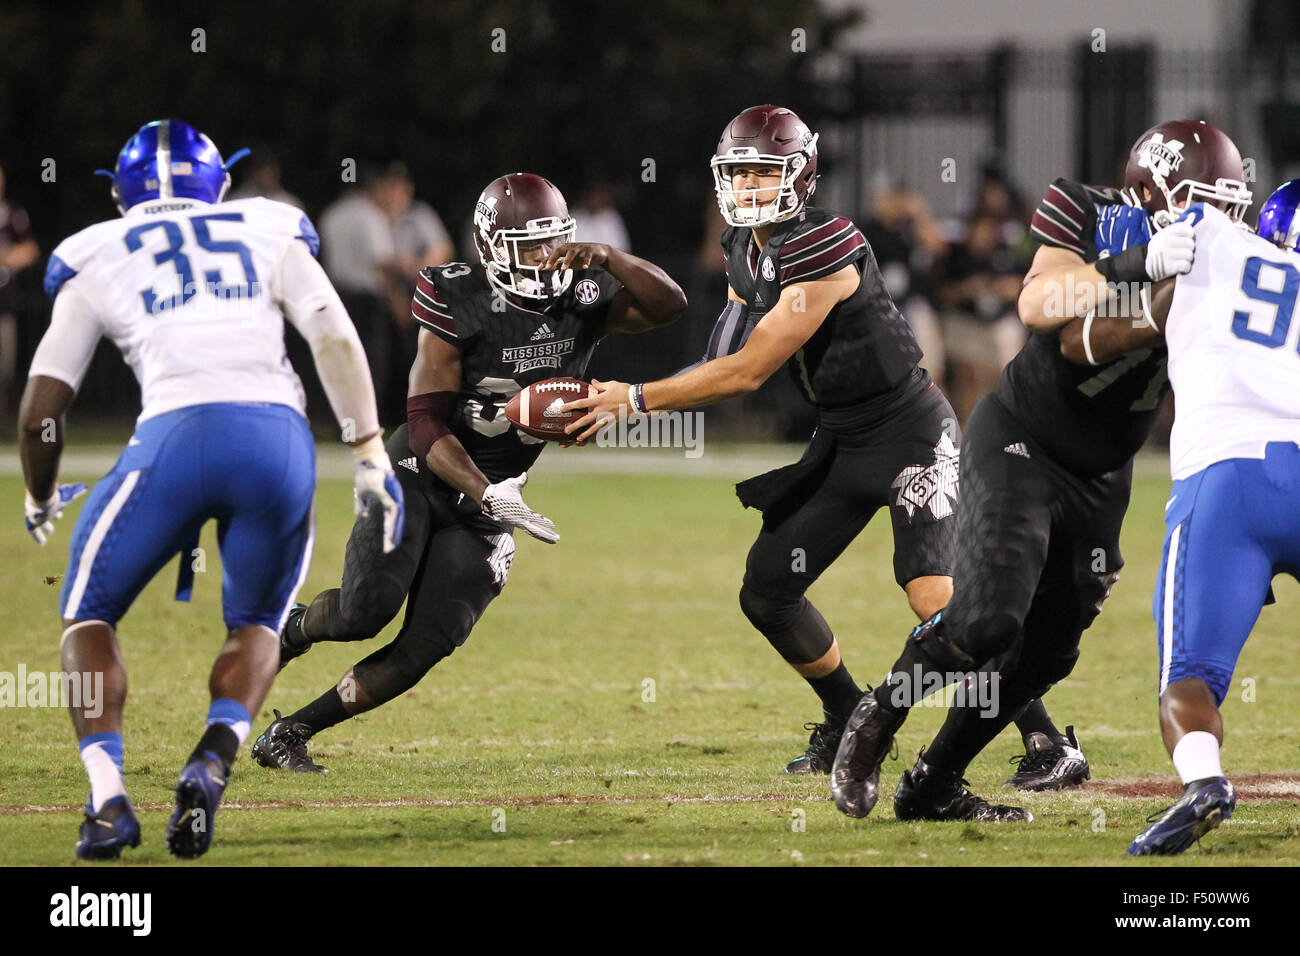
(565, 105, 1074, 777)
(830, 119, 1252, 822)
(1065, 182, 1299, 854)
(19, 120, 402, 859)
(251, 173, 686, 772)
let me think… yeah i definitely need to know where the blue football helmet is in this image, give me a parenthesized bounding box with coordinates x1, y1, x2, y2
(100, 120, 248, 214)
(1256, 179, 1300, 252)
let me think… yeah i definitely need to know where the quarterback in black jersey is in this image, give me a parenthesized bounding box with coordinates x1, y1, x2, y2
(251, 173, 686, 772)
(568, 105, 1069, 776)
(831, 120, 1253, 822)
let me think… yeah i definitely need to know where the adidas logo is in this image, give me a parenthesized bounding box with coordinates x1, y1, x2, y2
(398, 457, 419, 472)
(530, 323, 555, 341)
(1003, 442, 1031, 459)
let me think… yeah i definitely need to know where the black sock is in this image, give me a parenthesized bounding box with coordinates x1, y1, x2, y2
(288, 687, 351, 736)
(923, 701, 1015, 777)
(189, 724, 239, 773)
(1013, 698, 1063, 743)
(805, 663, 861, 725)
(877, 641, 932, 715)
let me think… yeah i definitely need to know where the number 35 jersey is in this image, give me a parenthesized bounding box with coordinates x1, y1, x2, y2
(37, 196, 321, 423)
(411, 261, 617, 482)
(1163, 203, 1300, 480)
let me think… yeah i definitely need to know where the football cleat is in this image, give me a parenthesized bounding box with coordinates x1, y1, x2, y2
(895, 757, 1033, 823)
(1127, 776, 1236, 857)
(75, 795, 142, 860)
(831, 688, 904, 818)
(166, 752, 229, 859)
(1005, 726, 1090, 791)
(278, 603, 312, 671)
(251, 709, 328, 773)
(784, 719, 843, 775)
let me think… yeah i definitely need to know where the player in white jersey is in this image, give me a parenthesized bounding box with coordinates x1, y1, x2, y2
(17, 120, 405, 860)
(1056, 183, 1300, 854)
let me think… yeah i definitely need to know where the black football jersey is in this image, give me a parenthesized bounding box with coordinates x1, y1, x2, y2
(411, 262, 617, 482)
(722, 206, 923, 408)
(996, 177, 1170, 476)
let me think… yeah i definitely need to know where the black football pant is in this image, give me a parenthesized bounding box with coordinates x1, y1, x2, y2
(900, 393, 1129, 757)
(301, 426, 513, 708)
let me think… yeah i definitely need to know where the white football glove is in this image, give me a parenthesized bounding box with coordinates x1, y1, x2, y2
(1143, 220, 1196, 282)
(24, 483, 88, 546)
(352, 436, 406, 553)
(481, 472, 559, 544)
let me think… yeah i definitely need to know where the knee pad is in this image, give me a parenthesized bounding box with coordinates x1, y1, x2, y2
(738, 584, 833, 665)
(339, 575, 408, 638)
(907, 611, 982, 672)
(353, 602, 477, 705)
(951, 608, 1022, 666)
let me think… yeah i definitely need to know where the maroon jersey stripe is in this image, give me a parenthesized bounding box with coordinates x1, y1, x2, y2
(1030, 214, 1087, 256)
(412, 298, 457, 336)
(781, 217, 850, 256)
(1044, 184, 1085, 224)
(781, 223, 855, 268)
(780, 231, 865, 283)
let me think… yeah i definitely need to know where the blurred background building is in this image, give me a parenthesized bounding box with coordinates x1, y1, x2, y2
(2, 0, 1296, 438)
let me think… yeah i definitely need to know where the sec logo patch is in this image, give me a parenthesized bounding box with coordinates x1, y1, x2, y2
(575, 278, 601, 304)
(761, 257, 775, 281)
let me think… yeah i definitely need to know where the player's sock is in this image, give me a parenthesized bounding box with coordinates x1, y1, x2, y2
(287, 687, 350, 736)
(79, 732, 126, 813)
(805, 662, 861, 725)
(921, 696, 1015, 776)
(1171, 730, 1223, 784)
(1013, 698, 1064, 743)
(877, 641, 930, 715)
(186, 699, 248, 773)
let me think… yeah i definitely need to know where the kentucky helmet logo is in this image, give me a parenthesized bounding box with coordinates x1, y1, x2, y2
(1136, 133, 1185, 180)
(891, 433, 960, 520)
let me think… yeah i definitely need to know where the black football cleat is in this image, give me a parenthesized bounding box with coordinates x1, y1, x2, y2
(166, 752, 229, 859)
(1005, 725, 1090, 791)
(831, 688, 904, 818)
(1128, 776, 1235, 856)
(278, 603, 312, 671)
(251, 709, 328, 773)
(785, 719, 844, 774)
(75, 794, 142, 860)
(895, 756, 1033, 822)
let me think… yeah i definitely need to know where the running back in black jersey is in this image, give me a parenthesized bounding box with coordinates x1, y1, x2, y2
(411, 262, 617, 482)
(996, 177, 1170, 475)
(722, 206, 923, 408)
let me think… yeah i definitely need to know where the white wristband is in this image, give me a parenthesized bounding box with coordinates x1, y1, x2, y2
(1081, 310, 1099, 366)
(351, 433, 386, 461)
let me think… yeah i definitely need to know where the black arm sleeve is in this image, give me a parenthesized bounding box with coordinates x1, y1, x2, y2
(675, 301, 753, 374)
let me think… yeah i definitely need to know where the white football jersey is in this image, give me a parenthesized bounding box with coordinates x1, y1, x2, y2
(1166, 203, 1300, 479)
(37, 196, 320, 423)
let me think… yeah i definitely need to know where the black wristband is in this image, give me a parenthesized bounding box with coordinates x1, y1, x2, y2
(1094, 242, 1149, 283)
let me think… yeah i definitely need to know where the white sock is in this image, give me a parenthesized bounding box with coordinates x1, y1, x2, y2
(80, 743, 127, 813)
(1171, 730, 1223, 784)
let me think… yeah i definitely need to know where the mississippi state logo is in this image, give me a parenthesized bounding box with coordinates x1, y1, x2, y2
(1137, 133, 1185, 180)
(574, 278, 601, 304)
(891, 433, 960, 521)
(761, 257, 775, 281)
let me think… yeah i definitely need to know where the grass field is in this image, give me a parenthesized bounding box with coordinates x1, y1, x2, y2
(2, 444, 1298, 866)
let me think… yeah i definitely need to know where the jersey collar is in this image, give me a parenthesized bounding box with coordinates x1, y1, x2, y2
(124, 198, 213, 218)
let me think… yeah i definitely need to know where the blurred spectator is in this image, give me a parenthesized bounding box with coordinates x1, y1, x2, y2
(377, 161, 454, 423)
(0, 166, 39, 418)
(938, 212, 1028, 423)
(573, 182, 631, 251)
(861, 177, 949, 385)
(319, 166, 406, 426)
(228, 147, 303, 209)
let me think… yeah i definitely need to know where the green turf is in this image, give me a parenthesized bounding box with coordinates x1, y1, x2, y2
(2, 455, 1297, 866)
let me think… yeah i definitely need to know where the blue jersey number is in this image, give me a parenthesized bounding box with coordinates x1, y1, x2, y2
(1231, 256, 1300, 349)
(123, 212, 260, 314)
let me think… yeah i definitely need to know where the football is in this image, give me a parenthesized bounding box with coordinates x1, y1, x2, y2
(504, 377, 598, 440)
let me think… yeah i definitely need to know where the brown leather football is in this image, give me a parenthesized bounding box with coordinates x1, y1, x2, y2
(504, 377, 597, 440)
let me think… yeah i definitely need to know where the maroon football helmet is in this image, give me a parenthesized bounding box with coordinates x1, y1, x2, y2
(711, 105, 819, 227)
(472, 173, 576, 300)
(1121, 119, 1252, 229)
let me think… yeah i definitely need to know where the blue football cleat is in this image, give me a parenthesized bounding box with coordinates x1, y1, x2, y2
(75, 794, 141, 860)
(166, 752, 229, 859)
(1128, 776, 1236, 856)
